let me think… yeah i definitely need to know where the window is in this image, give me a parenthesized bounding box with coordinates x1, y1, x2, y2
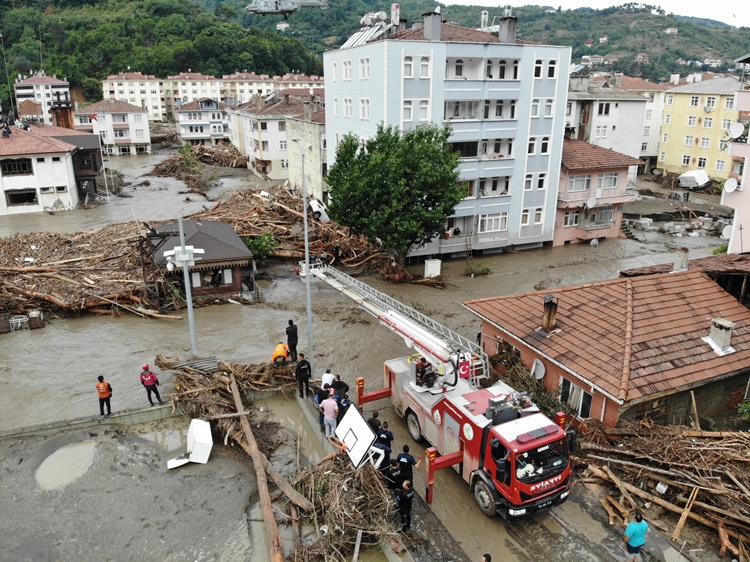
(359, 98, 370, 120)
(261, 141, 269, 150)
(700, 137, 710, 149)
(1, 158, 33, 175)
(455, 59, 463, 77)
(687, 116, 697, 127)
(641, 142, 648, 151)
(527, 138, 536, 154)
(114, 130, 126, 138)
(682, 155, 691, 166)
(706, 96, 716, 109)
(343, 61, 352, 81)
(701, 117, 713, 129)
(666, 94, 674, 105)
(498, 60, 506, 79)
(665, 114, 672, 124)
(598, 172, 618, 189)
(560, 378, 592, 419)
(478, 212, 508, 232)
(280, 140, 287, 150)
(690, 96, 699, 107)
(332, 62, 338, 81)
(260, 122, 268, 131)
(135, 129, 144, 138)
(51, 156, 61, 162)
(568, 175, 591, 192)
(541, 137, 549, 154)
(566, 102, 572, 116)
(278, 121, 286, 132)
(534, 208, 543, 224)
(645, 109, 652, 120)
(404, 57, 413, 77)
(722, 119, 732, 130)
(55, 185, 67, 193)
(544, 99, 553, 117)
(419, 100, 428, 121)
(698, 157, 707, 168)
(37, 157, 45, 163)
(524, 174, 533, 190)
(134, 115, 143, 123)
(598, 102, 610, 115)
(360, 58, 370, 80)
(420, 57, 430, 78)
(685, 136, 694, 146)
(521, 209, 530, 225)
(534, 60, 542, 78)
(643, 126, 650, 136)
(564, 211, 579, 226)
(486, 60, 493, 79)
(537, 173, 546, 190)
(5, 188, 37, 206)
(660, 152, 665, 162)
(595, 126, 607, 138)
(547, 60, 556, 78)
(280, 159, 288, 169)
(716, 160, 725, 172)
(663, 133, 669, 143)
(344, 98, 352, 118)
(725, 97, 735, 109)
(531, 99, 540, 117)
(403, 101, 412, 121)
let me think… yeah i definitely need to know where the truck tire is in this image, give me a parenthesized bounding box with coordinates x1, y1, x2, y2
(406, 410, 422, 442)
(474, 480, 497, 517)
(313, 211, 322, 220)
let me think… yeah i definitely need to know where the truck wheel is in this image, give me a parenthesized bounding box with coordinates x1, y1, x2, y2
(406, 410, 422, 442)
(313, 211, 322, 220)
(474, 480, 497, 517)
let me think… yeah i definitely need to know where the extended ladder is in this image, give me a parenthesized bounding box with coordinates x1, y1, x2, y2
(309, 263, 490, 388)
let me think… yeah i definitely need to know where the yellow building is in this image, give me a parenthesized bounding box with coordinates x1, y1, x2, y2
(657, 76, 739, 181)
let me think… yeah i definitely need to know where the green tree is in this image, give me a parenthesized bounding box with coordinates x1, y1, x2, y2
(326, 123, 462, 263)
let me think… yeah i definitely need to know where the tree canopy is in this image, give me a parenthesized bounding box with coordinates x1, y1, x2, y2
(326, 123, 463, 261)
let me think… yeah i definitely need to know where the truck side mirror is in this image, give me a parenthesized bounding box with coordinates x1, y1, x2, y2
(566, 430, 578, 455)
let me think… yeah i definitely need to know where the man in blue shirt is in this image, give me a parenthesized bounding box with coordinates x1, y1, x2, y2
(622, 511, 648, 562)
(397, 444, 422, 483)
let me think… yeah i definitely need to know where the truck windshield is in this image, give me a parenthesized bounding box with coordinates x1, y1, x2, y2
(515, 440, 567, 483)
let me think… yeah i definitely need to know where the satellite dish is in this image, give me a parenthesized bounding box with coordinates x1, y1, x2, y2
(721, 225, 732, 239)
(586, 196, 597, 209)
(725, 178, 738, 193)
(729, 122, 745, 140)
(531, 359, 546, 380)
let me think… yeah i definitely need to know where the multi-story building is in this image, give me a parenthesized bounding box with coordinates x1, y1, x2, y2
(287, 103, 327, 201)
(13, 71, 70, 125)
(657, 76, 739, 180)
(165, 72, 223, 120)
(555, 138, 640, 246)
(175, 99, 231, 146)
(324, 9, 571, 257)
(73, 100, 151, 156)
(222, 72, 277, 105)
(102, 72, 167, 122)
(274, 73, 324, 91)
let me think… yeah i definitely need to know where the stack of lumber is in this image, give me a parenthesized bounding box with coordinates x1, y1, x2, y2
(192, 144, 249, 168)
(579, 419, 750, 558)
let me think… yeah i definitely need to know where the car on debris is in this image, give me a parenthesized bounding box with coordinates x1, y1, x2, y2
(678, 170, 711, 190)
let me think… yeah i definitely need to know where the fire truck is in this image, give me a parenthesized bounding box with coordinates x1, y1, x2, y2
(309, 264, 574, 520)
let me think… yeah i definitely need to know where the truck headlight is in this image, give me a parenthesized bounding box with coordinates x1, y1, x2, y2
(508, 508, 527, 516)
(560, 491, 569, 499)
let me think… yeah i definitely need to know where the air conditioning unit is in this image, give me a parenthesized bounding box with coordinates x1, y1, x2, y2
(704, 106, 714, 112)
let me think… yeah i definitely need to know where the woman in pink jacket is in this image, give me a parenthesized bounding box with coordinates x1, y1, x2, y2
(140, 363, 164, 406)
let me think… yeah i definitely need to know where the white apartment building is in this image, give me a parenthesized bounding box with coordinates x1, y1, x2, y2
(166, 72, 224, 120)
(73, 100, 151, 155)
(13, 71, 71, 125)
(324, 9, 571, 257)
(175, 99, 231, 146)
(102, 72, 167, 122)
(222, 72, 277, 105)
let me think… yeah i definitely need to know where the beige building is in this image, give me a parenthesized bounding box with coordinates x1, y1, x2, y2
(287, 104, 327, 202)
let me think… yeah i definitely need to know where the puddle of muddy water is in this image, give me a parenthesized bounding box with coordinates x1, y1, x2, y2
(35, 440, 96, 490)
(127, 416, 189, 453)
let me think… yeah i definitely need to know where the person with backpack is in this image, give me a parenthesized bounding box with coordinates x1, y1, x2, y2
(295, 353, 312, 398)
(140, 363, 164, 406)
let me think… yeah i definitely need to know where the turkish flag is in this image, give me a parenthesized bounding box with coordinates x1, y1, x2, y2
(458, 360, 471, 379)
(89, 114, 97, 121)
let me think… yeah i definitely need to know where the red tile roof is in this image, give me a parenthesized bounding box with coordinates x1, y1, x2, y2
(239, 95, 306, 117)
(0, 127, 76, 157)
(27, 123, 97, 138)
(105, 72, 160, 81)
(384, 23, 505, 44)
(74, 100, 147, 114)
(167, 72, 219, 81)
(15, 75, 68, 85)
(620, 253, 750, 277)
(562, 139, 643, 170)
(464, 270, 750, 404)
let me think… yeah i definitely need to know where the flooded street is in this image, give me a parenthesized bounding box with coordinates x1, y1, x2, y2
(0, 151, 727, 561)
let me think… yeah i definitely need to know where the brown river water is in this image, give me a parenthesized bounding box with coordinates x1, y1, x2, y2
(0, 150, 722, 561)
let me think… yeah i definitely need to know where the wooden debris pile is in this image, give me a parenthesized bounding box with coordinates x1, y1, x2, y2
(147, 145, 247, 195)
(0, 223, 171, 317)
(159, 355, 398, 561)
(192, 144, 249, 168)
(579, 419, 750, 557)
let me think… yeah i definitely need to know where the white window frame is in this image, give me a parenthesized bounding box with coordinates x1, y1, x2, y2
(520, 209, 530, 226)
(419, 100, 428, 121)
(597, 172, 618, 189)
(682, 155, 691, 166)
(534, 208, 543, 225)
(703, 117, 713, 128)
(716, 159, 726, 172)
(685, 136, 694, 147)
(559, 378, 592, 419)
(404, 57, 413, 78)
(690, 96, 699, 107)
(687, 116, 697, 127)
(722, 119, 732, 130)
(403, 101, 412, 121)
(531, 99, 540, 117)
(564, 211, 579, 227)
(700, 137, 710, 149)
(725, 97, 735, 109)
(665, 114, 672, 124)
(478, 212, 508, 233)
(697, 157, 707, 169)
(420, 57, 430, 78)
(568, 174, 591, 192)
(544, 99, 553, 117)
(666, 94, 674, 105)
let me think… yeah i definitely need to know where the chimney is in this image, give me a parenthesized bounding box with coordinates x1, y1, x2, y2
(284, 93, 289, 105)
(422, 10, 441, 42)
(706, 318, 735, 353)
(613, 72, 622, 87)
(673, 247, 689, 272)
(391, 3, 400, 26)
(498, 5, 517, 44)
(480, 10, 489, 29)
(541, 294, 558, 333)
(304, 100, 311, 121)
(399, 17, 408, 31)
(670, 73, 680, 85)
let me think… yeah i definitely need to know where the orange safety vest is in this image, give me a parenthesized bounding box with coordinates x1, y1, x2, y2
(272, 343, 289, 362)
(96, 381, 111, 399)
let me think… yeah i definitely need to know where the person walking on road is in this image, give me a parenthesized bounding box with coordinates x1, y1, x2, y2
(96, 375, 113, 417)
(140, 363, 164, 406)
(286, 319, 298, 362)
(397, 480, 414, 532)
(622, 511, 648, 562)
(295, 353, 312, 398)
(320, 391, 339, 438)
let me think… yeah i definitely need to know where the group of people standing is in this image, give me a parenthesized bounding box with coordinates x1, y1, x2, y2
(94, 363, 164, 417)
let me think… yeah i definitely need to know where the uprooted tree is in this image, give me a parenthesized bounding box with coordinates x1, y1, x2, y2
(325, 123, 464, 264)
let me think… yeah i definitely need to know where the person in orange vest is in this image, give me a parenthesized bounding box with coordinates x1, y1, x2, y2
(271, 342, 290, 365)
(96, 375, 113, 417)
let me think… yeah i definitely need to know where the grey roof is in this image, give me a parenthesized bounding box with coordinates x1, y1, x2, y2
(736, 53, 750, 64)
(567, 86, 647, 102)
(665, 76, 740, 94)
(153, 219, 252, 266)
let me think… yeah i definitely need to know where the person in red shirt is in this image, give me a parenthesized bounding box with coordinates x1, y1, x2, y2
(96, 375, 113, 417)
(140, 363, 164, 406)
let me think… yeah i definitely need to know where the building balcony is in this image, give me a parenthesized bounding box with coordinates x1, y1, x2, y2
(574, 222, 615, 239)
(557, 187, 636, 208)
(113, 138, 132, 144)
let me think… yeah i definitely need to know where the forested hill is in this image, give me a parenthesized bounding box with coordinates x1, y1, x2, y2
(0, 0, 322, 110)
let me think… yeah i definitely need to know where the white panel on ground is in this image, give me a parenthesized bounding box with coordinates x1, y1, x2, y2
(335, 406, 376, 468)
(167, 418, 213, 469)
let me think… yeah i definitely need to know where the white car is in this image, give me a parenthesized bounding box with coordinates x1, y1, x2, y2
(308, 199, 330, 223)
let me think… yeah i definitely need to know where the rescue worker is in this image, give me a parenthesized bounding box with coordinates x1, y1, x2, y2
(367, 410, 381, 433)
(271, 342, 290, 365)
(383, 458, 403, 494)
(397, 444, 422, 483)
(140, 363, 164, 406)
(295, 353, 312, 398)
(285, 319, 298, 362)
(416, 357, 435, 387)
(331, 374, 349, 401)
(375, 422, 395, 468)
(397, 480, 414, 532)
(96, 375, 113, 417)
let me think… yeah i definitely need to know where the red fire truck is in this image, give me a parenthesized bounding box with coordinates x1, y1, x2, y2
(309, 264, 574, 519)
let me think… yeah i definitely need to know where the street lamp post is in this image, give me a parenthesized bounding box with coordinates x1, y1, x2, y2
(292, 138, 314, 371)
(164, 217, 204, 358)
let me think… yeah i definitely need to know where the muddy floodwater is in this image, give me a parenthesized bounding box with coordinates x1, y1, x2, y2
(0, 152, 726, 561)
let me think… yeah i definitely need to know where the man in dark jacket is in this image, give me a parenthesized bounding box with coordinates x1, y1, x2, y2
(285, 319, 298, 362)
(295, 353, 312, 398)
(397, 480, 414, 532)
